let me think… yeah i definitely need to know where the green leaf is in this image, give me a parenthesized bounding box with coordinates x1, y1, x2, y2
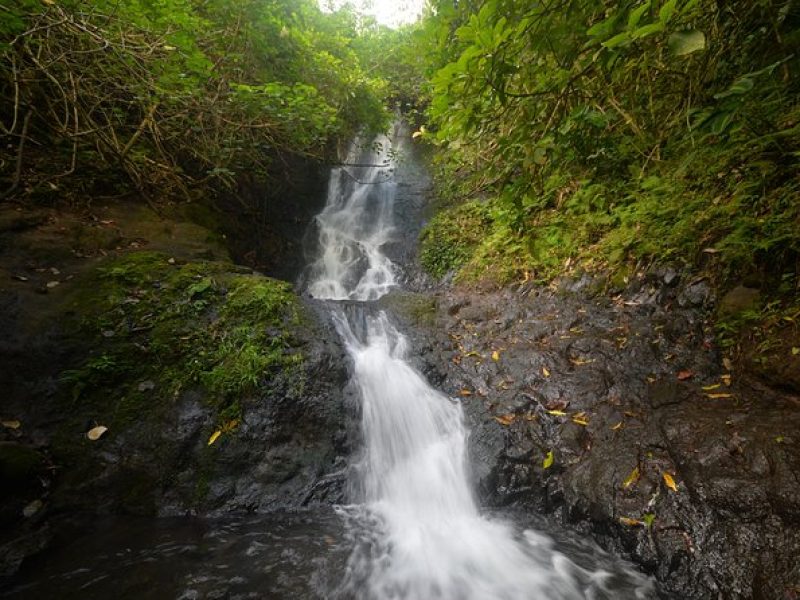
(543, 450, 554, 469)
(659, 0, 678, 23)
(714, 77, 755, 99)
(627, 2, 651, 30)
(668, 30, 706, 56)
(603, 32, 632, 49)
(631, 22, 664, 40)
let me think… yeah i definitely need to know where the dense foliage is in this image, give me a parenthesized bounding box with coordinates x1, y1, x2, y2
(0, 0, 388, 202)
(416, 0, 800, 294)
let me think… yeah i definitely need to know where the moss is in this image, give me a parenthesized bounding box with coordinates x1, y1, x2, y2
(419, 201, 491, 278)
(56, 250, 305, 444)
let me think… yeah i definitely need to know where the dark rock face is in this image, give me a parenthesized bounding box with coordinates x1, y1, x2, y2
(389, 272, 800, 600)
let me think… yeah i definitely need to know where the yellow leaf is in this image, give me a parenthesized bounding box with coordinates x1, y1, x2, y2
(491, 350, 500, 361)
(494, 414, 515, 426)
(572, 415, 589, 426)
(459, 389, 472, 397)
(570, 358, 594, 366)
(543, 450, 554, 469)
(208, 430, 221, 445)
(542, 367, 551, 377)
(611, 421, 623, 430)
(706, 393, 733, 399)
(619, 517, 643, 527)
(86, 425, 108, 441)
(792, 347, 799, 356)
(702, 383, 721, 391)
(622, 466, 640, 489)
(663, 472, 678, 492)
(1, 420, 21, 430)
(547, 409, 567, 416)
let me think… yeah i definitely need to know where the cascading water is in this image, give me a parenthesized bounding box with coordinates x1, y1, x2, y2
(307, 123, 654, 600)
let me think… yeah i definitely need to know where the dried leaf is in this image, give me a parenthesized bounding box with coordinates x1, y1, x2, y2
(86, 425, 108, 441)
(46, 281, 60, 288)
(677, 370, 693, 380)
(622, 466, 640, 489)
(458, 389, 472, 397)
(494, 414, 516, 426)
(792, 347, 799, 356)
(611, 421, 623, 431)
(619, 516, 643, 527)
(221, 418, 240, 433)
(542, 367, 551, 378)
(547, 409, 567, 416)
(23, 499, 43, 518)
(720, 374, 731, 385)
(208, 430, 222, 445)
(706, 393, 733, 399)
(722, 357, 733, 371)
(570, 358, 594, 366)
(571, 412, 589, 426)
(542, 450, 554, 469)
(663, 472, 678, 492)
(491, 350, 500, 361)
(2, 420, 21, 430)
(702, 383, 721, 391)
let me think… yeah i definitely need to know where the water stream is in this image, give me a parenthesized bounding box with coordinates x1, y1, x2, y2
(306, 124, 655, 599)
(2, 123, 657, 600)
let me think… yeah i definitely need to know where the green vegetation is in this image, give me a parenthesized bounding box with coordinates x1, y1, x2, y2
(61, 251, 304, 429)
(412, 0, 799, 301)
(0, 0, 389, 202)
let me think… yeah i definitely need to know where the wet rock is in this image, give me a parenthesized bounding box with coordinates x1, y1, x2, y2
(397, 272, 800, 600)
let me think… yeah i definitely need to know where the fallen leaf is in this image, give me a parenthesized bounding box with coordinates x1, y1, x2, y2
(611, 421, 623, 430)
(86, 425, 108, 441)
(792, 347, 800, 356)
(221, 418, 240, 432)
(571, 412, 589, 426)
(494, 414, 515, 426)
(570, 358, 594, 366)
(622, 466, 640, 489)
(706, 393, 733, 399)
(543, 450, 554, 469)
(646, 376, 656, 383)
(491, 350, 500, 361)
(458, 389, 472, 397)
(722, 357, 733, 371)
(701, 247, 719, 254)
(619, 516, 643, 527)
(46, 281, 60, 288)
(208, 430, 221, 445)
(12, 274, 28, 281)
(702, 383, 721, 391)
(542, 367, 551, 378)
(677, 370, 694, 380)
(546, 409, 567, 416)
(23, 499, 43, 518)
(720, 374, 732, 385)
(2, 420, 21, 429)
(663, 472, 678, 492)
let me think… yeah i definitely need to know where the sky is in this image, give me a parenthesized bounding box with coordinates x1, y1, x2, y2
(320, 0, 426, 28)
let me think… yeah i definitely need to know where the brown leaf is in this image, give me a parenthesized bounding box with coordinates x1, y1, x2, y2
(86, 425, 108, 441)
(458, 389, 472, 397)
(611, 421, 624, 431)
(619, 516, 643, 527)
(677, 370, 694, 380)
(1, 420, 21, 430)
(494, 414, 516, 426)
(622, 466, 640, 489)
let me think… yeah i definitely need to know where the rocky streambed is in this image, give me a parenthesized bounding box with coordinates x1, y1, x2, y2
(381, 269, 800, 599)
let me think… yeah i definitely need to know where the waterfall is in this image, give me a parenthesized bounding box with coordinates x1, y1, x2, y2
(306, 124, 654, 600)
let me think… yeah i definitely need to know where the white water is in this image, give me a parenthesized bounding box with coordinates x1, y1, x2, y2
(307, 127, 654, 599)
